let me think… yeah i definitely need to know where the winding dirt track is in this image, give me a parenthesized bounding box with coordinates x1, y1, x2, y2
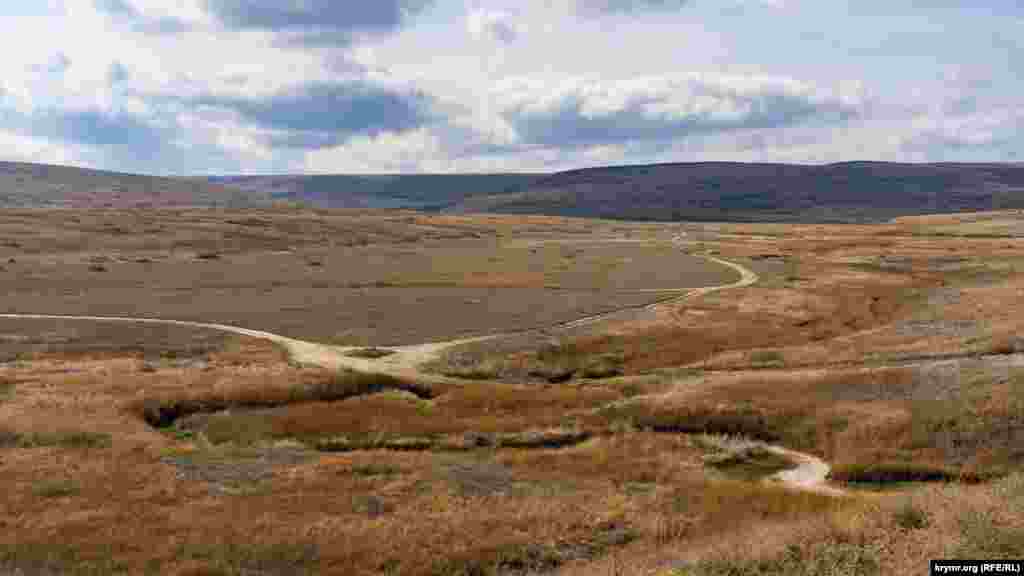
(0, 237, 844, 495)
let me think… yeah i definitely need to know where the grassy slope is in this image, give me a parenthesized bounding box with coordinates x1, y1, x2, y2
(0, 161, 264, 208)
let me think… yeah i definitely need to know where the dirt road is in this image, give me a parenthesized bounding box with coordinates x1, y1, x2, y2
(1, 244, 843, 495)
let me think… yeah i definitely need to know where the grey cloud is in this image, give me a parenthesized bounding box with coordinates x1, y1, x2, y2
(0, 101, 187, 172)
(195, 81, 434, 149)
(48, 110, 167, 149)
(202, 0, 431, 45)
(501, 77, 862, 149)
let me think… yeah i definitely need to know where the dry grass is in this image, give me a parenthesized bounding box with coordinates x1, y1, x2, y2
(130, 368, 435, 428)
(0, 331, 854, 575)
(667, 471, 1024, 575)
(435, 274, 922, 380)
(0, 209, 715, 346)
(6, 209, 1024, 573)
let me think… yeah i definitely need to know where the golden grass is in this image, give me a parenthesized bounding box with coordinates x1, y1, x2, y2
(666, 472, 1024, 575)
(0, 335, 856, 574)
(6, 210, 1024, 573)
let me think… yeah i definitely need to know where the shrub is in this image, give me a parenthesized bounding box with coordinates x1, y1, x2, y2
(344, 347, 396, 359)
(828, 461, 967, 484)
(892, 499, 929, 530)
(697, 435, 796, 481)
(750, 350, 786, 367)
(600, 402, 787, 443)
(32, 480, 79, 499)
(0, 378, 14, 399)
(581, 354, 625, 379)
(496, 429, 591, 449)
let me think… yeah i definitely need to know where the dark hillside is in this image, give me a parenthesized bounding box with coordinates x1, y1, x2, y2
(208, 173, 543, 211)
(447, 162, 1024, 223)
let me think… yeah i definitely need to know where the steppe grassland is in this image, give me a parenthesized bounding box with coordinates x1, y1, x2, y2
(2, 209, 1024, 573)
(0, 209, 729, 346)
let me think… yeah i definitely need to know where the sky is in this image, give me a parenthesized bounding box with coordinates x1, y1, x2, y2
(0, 0, 1020, 175)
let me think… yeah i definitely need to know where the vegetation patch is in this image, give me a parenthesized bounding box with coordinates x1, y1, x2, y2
(32, 479, 80, 499)
(133, 369, 434, 429)
(674, 538, 880, 576)
(0, 429, 112, 450)
(956, 509, 1024, 558)
(0, 542, 127, 576)
(597, 401, 792, 444)
(313, 434, 437, 453)
(696, 435, 796, 481)
(428, 522, 636, 576)
(749, 349, 786, 368)
(665, 479, 843, 541)
(496, 428, 591, 449)
(828, 461, 976, 485)
(160, 444, 310, 492)
(344, 346, 396, 359)
(171, 540, 320, 575)
(349, 463, 401, 477)
(0, 378, 14, 401)
(892, 498, 929, 530)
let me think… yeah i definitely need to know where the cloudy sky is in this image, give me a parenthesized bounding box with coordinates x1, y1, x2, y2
(0, 1, 1020, 175)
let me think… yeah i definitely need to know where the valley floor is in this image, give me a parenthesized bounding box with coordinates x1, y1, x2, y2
(2, 208, 1024, 574)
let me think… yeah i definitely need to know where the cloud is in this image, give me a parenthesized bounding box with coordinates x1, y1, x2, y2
(194, 81, 434, 149)
(902, 106, 1024, 161)
(93, 0, 188, 35)
(467, 10, 518, 43)
(201, 0, 431, 45)
(494, 74, 865, 149)
(573, 0, 689, 15)
(34, 53, 71, 76)
(107, 61, 129, 85)
(43, 109, 167, 149)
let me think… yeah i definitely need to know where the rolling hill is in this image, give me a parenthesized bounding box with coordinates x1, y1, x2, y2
(0, 162, 266, 208)
(4, 160, 1024, 223)
(445, 162, 1024, 223)
(206, 173, 543, 211)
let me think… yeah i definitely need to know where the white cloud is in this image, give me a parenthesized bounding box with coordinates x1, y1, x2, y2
(466, 9, 519, 43)
(303, 128, 447, 173)
(0, 0, 1018, 174)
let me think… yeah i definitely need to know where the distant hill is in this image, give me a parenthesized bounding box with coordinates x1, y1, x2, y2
(5, 160, 1024, 222)
(207, 173, 544, 211)
(0, 162, 266, 208)
(445, 162, 1024, 223)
